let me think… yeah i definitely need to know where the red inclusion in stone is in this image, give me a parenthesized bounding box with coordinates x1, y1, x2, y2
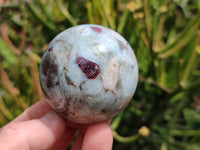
(48, 47, 53, 52)
(90, 26, 102, 33)
(76, 57, 100, 79)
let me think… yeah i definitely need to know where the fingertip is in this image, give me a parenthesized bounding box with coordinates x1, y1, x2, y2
(82, 122, 113, 150)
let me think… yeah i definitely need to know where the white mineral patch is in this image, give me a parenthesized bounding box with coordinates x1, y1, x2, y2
(102, 58, 118, 91)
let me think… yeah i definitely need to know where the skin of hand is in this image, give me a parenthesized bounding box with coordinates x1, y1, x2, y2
(0, 99, 113, 150)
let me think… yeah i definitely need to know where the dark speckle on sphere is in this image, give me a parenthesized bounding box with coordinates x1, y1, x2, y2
(42, 54, 59, 88)
(65, 73, 76, 87)
(48, 47, 54, 52)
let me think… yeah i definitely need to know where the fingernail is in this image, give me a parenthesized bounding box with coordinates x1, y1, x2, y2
(40, 111, 66, 141)
(41, 111, 65, 129)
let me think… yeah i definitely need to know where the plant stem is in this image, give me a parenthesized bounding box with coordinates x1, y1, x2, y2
(170, 129, 200, 136)
(112, 130, 140, 143)
(0, 96, 14, 121)
(56, 0, 77, 26)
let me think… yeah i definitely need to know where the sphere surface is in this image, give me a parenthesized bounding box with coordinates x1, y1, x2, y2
(39, 24, 138, 124)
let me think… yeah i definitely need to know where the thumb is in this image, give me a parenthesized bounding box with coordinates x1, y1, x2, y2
(0, 111, 66, 150)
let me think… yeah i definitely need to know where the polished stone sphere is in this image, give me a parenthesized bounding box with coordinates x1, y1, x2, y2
(39, 24, 138, 124)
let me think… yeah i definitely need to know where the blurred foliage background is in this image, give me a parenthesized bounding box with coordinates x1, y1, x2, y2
(0, 0, 200, 149)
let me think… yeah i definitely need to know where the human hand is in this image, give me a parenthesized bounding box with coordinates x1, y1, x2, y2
(0, 99, 113, 150)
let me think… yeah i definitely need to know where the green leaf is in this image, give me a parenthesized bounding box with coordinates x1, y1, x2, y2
(158, 12, 200, 58)
(183, 108, 200, 127)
